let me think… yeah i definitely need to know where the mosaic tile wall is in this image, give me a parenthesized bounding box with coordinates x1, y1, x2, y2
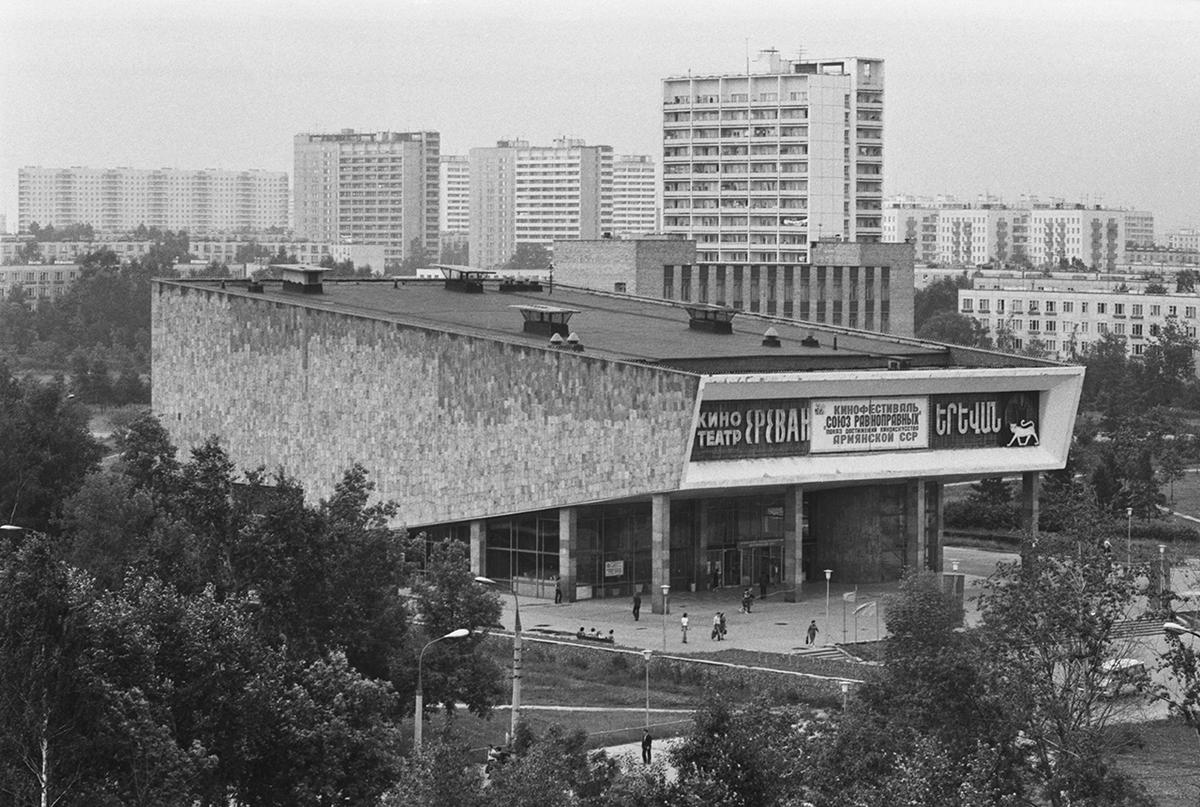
(152, 283, 700, 526)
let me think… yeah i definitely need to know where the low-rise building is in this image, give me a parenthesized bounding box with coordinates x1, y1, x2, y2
(0, 264, 81, 308)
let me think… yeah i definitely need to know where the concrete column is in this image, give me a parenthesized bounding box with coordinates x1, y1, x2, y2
(928, 482, 944, 572)
(469, 519, 485, 576)
(651, 493, 671, 615)
(783, 485, 804, 602)
(558, 507, 577, 603)
(912, 479, 927, 572)
(1021, 472, 1040, 536)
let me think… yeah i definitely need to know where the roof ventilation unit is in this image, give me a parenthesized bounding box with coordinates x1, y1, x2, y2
(683, 304, 737, 334)
(513, 304, 580, 338)
(565, 332, 584, 352)
(887, 357, 911, 371)
(801, 334, 820, 348)
(436, 264, 494, 293)
(762, 327, 782, 347)
(280, 266, 330, 295)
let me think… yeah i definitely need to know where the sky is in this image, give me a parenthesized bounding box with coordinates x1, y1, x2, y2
(1, 0, 1198, 233)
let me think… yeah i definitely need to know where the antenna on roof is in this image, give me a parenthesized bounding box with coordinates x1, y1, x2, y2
(745, 38, 750, 74)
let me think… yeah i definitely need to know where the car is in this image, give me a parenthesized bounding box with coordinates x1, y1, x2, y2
(1098, 658, 1146, 697)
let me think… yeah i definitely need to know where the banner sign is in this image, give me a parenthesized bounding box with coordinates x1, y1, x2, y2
(691, 398, 811, 461)
(604, 560, 625, 578)
(810, 397, 928, 453)
(929, 392, 1040, 449)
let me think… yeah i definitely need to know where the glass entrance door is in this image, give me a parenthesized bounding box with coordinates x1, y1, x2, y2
(741, 541, 783, 593)
(704, 547, 740, 590)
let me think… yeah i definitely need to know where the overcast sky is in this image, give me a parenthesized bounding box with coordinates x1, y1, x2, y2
(1, 0, 1198, 232)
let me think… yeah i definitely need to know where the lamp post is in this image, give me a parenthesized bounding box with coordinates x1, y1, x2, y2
(475, 576, 523, 742)
(414, 628, 470, 748)
(1159, 544, 1167, 596)
(824, 569, 832, 646)
(1126, 506, 1133, 567)
(660, 584, 670, 650)
(643, 649, 653, 728)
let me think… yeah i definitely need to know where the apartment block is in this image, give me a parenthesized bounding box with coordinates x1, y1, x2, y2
(439, 155, 470, 234)
(17, 167, 289, 234)
(959, 285, 1200, 361)
(884, 199, 1142, 270)
(469, 138, 612, 270)
(0, 264, 81, 308)
(1168, 228, 1200, 252)
(612, 155, 658, 237)
(661, 51, 884, 269)
(293, 130, 439, 270)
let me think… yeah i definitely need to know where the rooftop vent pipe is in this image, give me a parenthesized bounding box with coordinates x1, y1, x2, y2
(762, 327, 782, 347)
(566, 332, 584, 352)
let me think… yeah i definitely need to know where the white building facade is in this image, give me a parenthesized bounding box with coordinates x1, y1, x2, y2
(469, 138, 613, 270)
(18, 167, 289, 234)
(661, 51, 884, 268)
(959, 285, 1200, 360)
(439, 155, 470, 234)
(293, 130, 440, 269)
(611, 155, 658, 237)
(885, 200, 1143, 271)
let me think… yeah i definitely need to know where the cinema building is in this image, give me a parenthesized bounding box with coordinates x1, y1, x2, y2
(152, 268, 1082, 610)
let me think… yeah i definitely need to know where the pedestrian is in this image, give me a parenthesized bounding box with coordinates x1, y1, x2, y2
(554, 583, 563, 604)
(711, 612, 721, 641)
(806, 619, 819, 645)
(718, 611, 727, 640)
(632, 591, 642, 621)
(641, 729, 652, 764)
(680, 612, 689, 643)
(741, 588, 754, 614)
(711, 566, 720, 590)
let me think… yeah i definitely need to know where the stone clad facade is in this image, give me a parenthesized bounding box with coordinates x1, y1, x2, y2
(152, 283, 699, 525)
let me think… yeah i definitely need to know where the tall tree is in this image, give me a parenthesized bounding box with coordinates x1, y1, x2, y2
(914, 274, 971, 332)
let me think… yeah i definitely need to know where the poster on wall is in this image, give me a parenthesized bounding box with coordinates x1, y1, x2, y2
(809, 397, 928, 453)
(604, 560, 625, 578)
(929, 391, 1041, 449)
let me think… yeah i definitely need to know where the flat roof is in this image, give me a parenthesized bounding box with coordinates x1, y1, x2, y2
(162, 277, 1052, 374)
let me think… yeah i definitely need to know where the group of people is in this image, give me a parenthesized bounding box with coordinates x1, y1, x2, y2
(577, 627, 615, 643)
(710, 611, 727, 641)
(627, 588, 820, 647)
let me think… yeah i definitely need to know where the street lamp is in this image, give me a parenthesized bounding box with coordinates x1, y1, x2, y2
(643, 649, 653, 728)
(414, 628, 470, 748)
(660, 584, 670, 650)
(1159, 544, 1167, 596)
(824, 570, 832, 646)
(475, 576, 523, 742)
(1164, 621, 1200, 640)
(1126, 506, 1133, 567)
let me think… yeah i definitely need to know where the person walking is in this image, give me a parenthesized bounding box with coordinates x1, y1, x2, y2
(680, 612, 689, 643)
(741, 588, 754, 614)
(632, 591, 642, 621)
(641, 729, 652, 764)
(554, 583, 563, 604)
(711, 612, 721, 641)
(718, 611, 727, 640)
(806, 619, 819, 645)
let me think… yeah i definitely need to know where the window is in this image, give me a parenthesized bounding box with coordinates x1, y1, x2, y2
(1045, 320, 1057, 332)
(1114, 303, 1125, 316)
(1132, 324, 1143, 337)
(1151, 305, 1161, 316)
(1081, 302, 1088, 314)
(1150, 324, 1160, 336)
(1169, 305, 1178, 316)
(1133, 343, 1145, 355)
(1132, 304, 1143, 317)
(978, 299, 990, 313)
(1045, 301, 1056, 314)
(1188, 307, 1197, 319)
(1113, 323, 1125, 335)
(1097, 302, 1107, 314)
(1028, 320, 1040, 332)
(1062, 301, 1074, 313)
(1079, 322, 1089, 333)
(997, 299, 1005, 314)
(1097, 322, 1108, 333)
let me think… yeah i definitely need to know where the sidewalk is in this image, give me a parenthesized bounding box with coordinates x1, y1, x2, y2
(500, 545, 1014, 656)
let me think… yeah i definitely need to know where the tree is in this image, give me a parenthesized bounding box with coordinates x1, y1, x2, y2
(398, 237, 428, 275)
(501, 243, 551, 274)
(403, 537, 504, 718)
(1141, 316, 1197, 405)
(440, 239, 469, 266)
(916, 311, 992, 348)
(914, 275, 971, 332)
(1143, 281, 1167, 295)
(977, 537, 1154, 807)
(1176, 268, 1198, 293)
(15, 240, 43, 264)
(0, 368, 102, 531)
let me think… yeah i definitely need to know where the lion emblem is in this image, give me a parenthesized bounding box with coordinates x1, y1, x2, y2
(1006, 420, 1039, 447)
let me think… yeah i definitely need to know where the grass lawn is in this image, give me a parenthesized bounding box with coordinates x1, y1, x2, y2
(1116, 720, 1200, 806)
